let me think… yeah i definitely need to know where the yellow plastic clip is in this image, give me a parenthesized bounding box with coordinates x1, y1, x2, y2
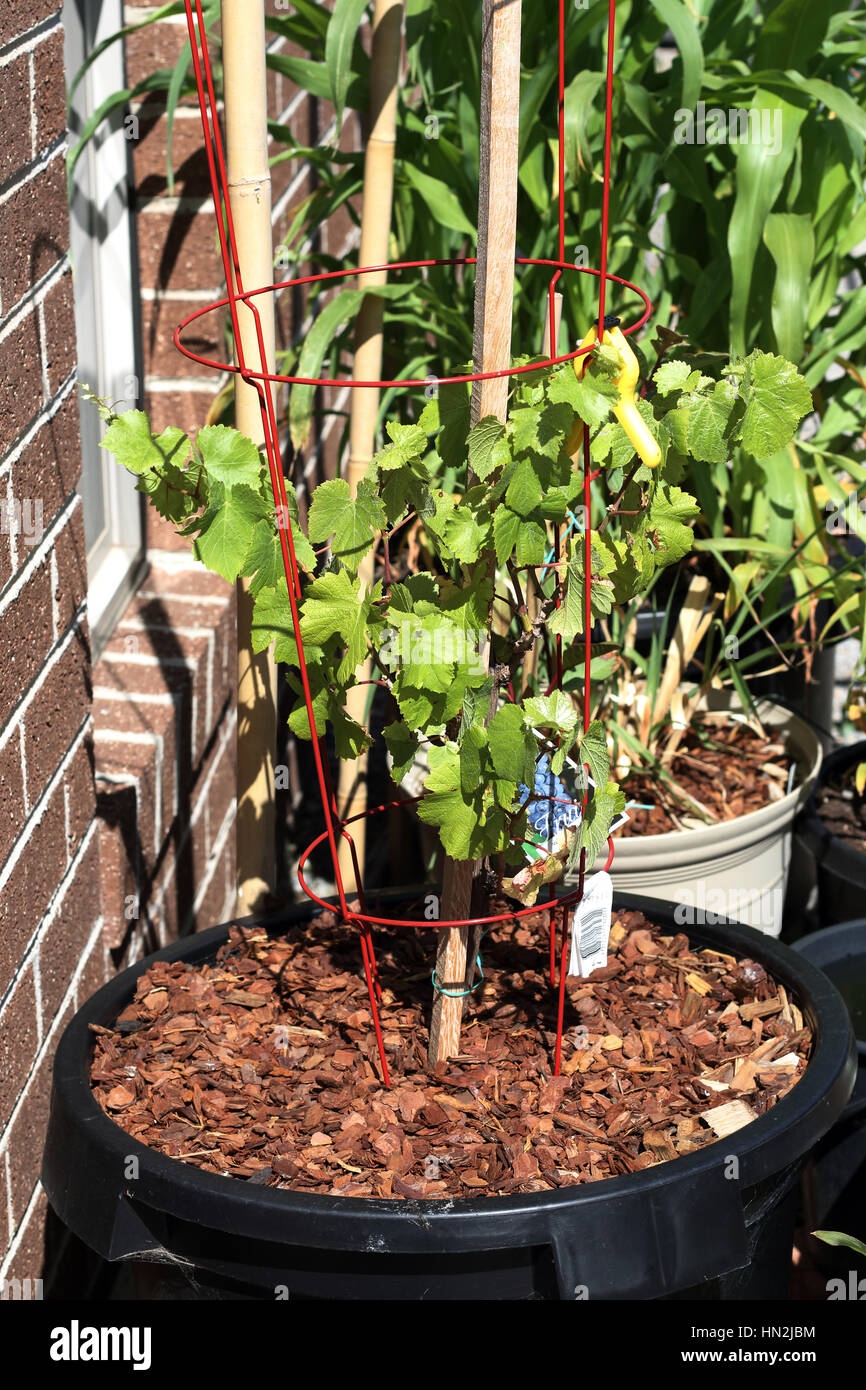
(572, 320, 661, 469)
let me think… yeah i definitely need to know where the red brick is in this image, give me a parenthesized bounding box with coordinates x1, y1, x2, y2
(0, 1155, 8, 1257)
(125, 17, 198, 95)
(0, 560, 54, 726)
(32, 27, 67, 157)
(95, 738, 158, 872)
(136, 206, 221, 295)
(142, 294, 225, 378)
(93, 654, 193, 786)
(63, 736, 96, 862)
(0, 964, 38, 1130)
(76, 931, 109, 1007)
(5, 1027, 59, 1236)
(0, 310, 46, 450)
(142, 389, 221, 452)
(193, 843, 233, 931)
(0, 157, 68, 310)
(11, 390, 81, 529)
(52, 504, 88, 635)
(38, 833, 100, 1024)
(0, 791, 67, 990)
(3, 1188, 49, 1288)
(0, 52, 33, 185)
(132, 103, 211, 201)
(102, 624, 210, 763)
(22, 633, 91, 806)
(0, 730, 26, 865)
(140, 560, 231, 604)
(204, 729, 235, 856)
(40, 271, 78, 397)
(95, 782, 140, 949)
(0, 2, 57, 50)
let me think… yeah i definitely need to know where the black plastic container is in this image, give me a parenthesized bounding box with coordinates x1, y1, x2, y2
(42, 895, 856, 1301)
(795, 740, 866, 927)
(795, 920, 866, 1236)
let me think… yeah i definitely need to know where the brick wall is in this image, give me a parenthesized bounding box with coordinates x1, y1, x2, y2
(0, 3, 361, 1291)
(0, 2, 101, 1288)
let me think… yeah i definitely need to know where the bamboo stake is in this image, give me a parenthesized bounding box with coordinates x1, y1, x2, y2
(222, 0, 277, 915)
(337, 0, 404, 896)
(428, 0, 522, 1068)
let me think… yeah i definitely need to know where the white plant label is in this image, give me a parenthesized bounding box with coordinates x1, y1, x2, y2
(568, 871, 613, 978)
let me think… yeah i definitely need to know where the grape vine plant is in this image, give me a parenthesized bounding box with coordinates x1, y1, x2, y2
(95, 335, 811, 909)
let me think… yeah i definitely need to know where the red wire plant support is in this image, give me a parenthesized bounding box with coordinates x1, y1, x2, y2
(176, 0, 651, 1088)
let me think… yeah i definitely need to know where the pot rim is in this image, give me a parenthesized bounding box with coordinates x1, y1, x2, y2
(44, 890, 855, 1256)
(798, 739, 866, 876)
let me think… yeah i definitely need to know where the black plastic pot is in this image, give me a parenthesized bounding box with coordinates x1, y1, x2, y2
(795, 740, 866, 927)
(42, 895, 856, 1301)
(795, 921, 866, 1237)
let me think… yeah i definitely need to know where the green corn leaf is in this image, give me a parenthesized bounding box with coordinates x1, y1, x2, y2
(727, 90, 808, 355)
(402, 164, 477, 237)
(762, 213, 814, 361)
(289, 289, 363, 448)
(325, 0, 370, 134)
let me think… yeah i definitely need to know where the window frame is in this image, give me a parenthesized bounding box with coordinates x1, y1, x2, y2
(64, 0, 146, 654)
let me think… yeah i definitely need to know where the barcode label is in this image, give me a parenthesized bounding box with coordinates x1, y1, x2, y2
(568, 872, 613, 978)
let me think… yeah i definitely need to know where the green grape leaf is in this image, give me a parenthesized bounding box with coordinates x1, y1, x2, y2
(372, 420, 428, 472)
(101, 412, 191, 476)
(505, 458, 543, 515)
(736, 350, 812, 457)
(307, 477, 384, 570)
(436, 382, 471, 470)
(493, 506, 521, 565)
(514, 515, 547, 566)
(468, 416, 510, 480)
(647, 484, 700, 565)
(444, 506, 488, 563)
(523, 690, 580, 735)
(383, 722, 421, 783)
(196, 424, 262, 491)
(548, 541, 615, 641)
(567, 778, 626, 872)
(579, 720, 610, 787)
(459, 723, 488, 797)
(192, 482, 270, 582)
(298, 568, 372, 681)
(136, 460, 200, 523)
(548, 364, 618, 430)
(488, 703, 536, 786)
(652, 360, 692, 395)
(416, 744, 482, 860)
(243, 518, 311, 596)
(682, 378, 740, 463)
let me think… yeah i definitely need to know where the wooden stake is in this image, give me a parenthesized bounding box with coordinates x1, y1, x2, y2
(337, 0, 403, 896)
(428, 0, 522, 1068)
(222, 0, 277, 915)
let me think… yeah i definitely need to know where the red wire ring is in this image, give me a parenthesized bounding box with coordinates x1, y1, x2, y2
(173, 257, 651, 388)
(297, 800, 616, 931)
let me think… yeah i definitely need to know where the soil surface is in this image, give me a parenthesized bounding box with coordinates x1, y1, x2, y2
(619, 716, 792, 836)
(90, 905, 811, 1199)
(815, 762, 866, 856)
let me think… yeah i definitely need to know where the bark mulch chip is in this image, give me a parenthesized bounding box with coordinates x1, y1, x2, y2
(815, 762, 866, 856)
(89, 906, 811, 1199)
(619, 716, 792, 837)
